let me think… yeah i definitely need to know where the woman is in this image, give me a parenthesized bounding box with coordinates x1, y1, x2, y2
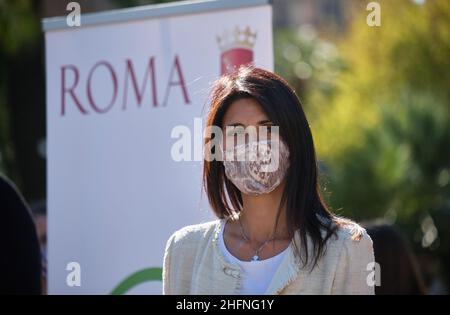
(163, 66, 374, 295)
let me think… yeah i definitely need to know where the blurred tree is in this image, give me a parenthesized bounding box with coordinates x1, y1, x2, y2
(305, 0, 450, 289)
(273, 0, 450, 291)
(274, 25, 345, 113)
(0, 0, 40, 187)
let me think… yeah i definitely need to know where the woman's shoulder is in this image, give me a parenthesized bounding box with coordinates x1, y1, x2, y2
(314, 217, 375, 294)
(334, 217, 368, 240)
(162, 219, 222, 294)
(328, 217, 374, 256)
(166, 219, 221, 250)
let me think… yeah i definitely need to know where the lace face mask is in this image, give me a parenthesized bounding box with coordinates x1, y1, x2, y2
(221, 139, 290, 196)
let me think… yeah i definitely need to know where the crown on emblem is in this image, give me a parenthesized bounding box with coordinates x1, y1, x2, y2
(217, 26, 257, 52)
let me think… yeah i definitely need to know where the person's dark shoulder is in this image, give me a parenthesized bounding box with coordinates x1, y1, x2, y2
(0, 174, 42, 294)
(0, 174, 31, 219)
(0, 174, 19, 199)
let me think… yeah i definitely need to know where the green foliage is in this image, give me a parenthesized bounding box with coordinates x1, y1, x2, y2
(0, 0, 39, 179)
(274, 0, 450, 288)
(274, 26, 345, 111)
(326, 91, 450, 221)
(311, 0, 450, 216)
(309, 0, 449, 287)
(0, 0, 39, 54)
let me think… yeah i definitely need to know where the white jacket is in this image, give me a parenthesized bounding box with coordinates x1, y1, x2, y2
(163, 218, 375, 295)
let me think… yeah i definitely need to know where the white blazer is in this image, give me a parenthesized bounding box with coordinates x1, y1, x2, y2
(163, 218, 375, 295)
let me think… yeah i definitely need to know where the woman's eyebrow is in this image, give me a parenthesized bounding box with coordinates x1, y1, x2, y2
(224, 120, 273, 127)
(257, 119, 273, 125)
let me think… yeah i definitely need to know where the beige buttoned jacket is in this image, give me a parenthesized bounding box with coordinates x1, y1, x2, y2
(162, 218, 375, 295)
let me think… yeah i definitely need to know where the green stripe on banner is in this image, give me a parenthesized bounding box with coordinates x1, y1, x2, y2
(111, 267, 162, 295)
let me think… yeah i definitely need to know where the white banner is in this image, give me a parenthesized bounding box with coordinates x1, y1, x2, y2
(44, 0, 273, 294)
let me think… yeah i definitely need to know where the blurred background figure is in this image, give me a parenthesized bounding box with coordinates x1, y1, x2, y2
(0, 174, 42, 294)
(365, 223, 427, 295)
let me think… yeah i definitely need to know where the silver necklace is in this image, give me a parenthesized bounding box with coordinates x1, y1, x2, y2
(238, 217, 275, 262)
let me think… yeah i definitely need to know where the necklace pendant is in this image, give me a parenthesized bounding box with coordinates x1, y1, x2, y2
(252, 255, 260, 261)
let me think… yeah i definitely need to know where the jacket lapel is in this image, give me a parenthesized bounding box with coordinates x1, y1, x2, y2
(265, 241, 300, 294)
(265, 231, 314, 295)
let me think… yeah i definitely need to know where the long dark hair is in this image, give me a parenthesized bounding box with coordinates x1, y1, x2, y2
(203, 66, 353, 268)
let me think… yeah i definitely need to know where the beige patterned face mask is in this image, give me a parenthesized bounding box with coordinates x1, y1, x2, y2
(221, 139, 290, 196)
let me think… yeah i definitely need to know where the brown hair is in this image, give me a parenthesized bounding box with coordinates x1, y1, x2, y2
(203, 66, 350, 268)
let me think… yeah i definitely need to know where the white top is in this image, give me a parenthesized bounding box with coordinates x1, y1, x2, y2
(218, 220, 288, 295)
